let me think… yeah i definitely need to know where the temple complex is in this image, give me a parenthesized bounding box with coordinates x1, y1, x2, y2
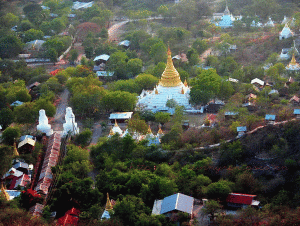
(136, 47, 192, 113)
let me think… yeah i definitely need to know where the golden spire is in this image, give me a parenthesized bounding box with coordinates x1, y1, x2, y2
(109, 126, 115, 136)
(147, 125, 152, 134)
(114, 119, 118, 127)
(13, 142, 19, 156)
(155, 88, 158, 94)
(157, 124, 163, 134)
(184, 79, 188, 87)
(290, 54, 297, 65)
(158, 46, 183, 87)
(1, 182, 10, 201)
(105, 193, 113, 211)
(181, 87, 185, 94)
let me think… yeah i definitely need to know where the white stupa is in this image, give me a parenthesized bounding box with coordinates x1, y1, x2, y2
(63, 107, 79, 136)
(217, 4, 235, 28)
(37, 109, 53, 136)
(279, 24, 294, 40)
(137, 47, 192, 113)
(265, 17, 275, 27)
(108, 120, 124, 137)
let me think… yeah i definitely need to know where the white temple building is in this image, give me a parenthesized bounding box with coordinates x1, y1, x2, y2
(265, 17, 275, 27)
(286, 54, 300, 71)
(37, 109, 53, 136)
(213, 4, 235, 28)
(279, 24, 294, 40)
(281, 16, 289, 25)
(63, 107, 79, 136)
(280, 41, 299, 60)
(137, 47, 192, 113)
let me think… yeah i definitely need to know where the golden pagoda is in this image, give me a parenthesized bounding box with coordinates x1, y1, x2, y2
(109, 126, 115, 136)
(105, 193, 113, 211)
(158, 47, 183, 87)
(157, 124, 163, 135)
(286, 54, 300, 71)
(147, 125, 153, 134)
(0, 182, 10, 201)
(13, 142, 19, 156)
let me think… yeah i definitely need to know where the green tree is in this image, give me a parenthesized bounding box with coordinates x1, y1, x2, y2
(46, 48, 58, 64)
(74, 129, 92, 147)
(0, 108, 13, 129)
(187, 48, 199, 66)
(102, 91, 137, 112)
(13, 102, 37, 124)
(204, 180, 233, 201)
(50, 18, 66, 34)
(126, 58, 143, 77)
(69, 49, 78, 65)
(18, 20, 34, 32)
(190, 69, 222, 105)
(202, 200, 222, 222)
(192, 38, 208, 55)
(128, 118, 148, 135)
(149, 41, 167, 64)
(172, 0, 198, 30)
(23, 29, 44, 43)
(154, 112, 171, 125)
(134, 74, 159, 93)
(1, 13, 19, 28)
(0, 35, 23, 59)
(0, 146, 14, 177)
(2, 126, 20, 145)
(23, 3, 44, 25)
(34, 98, 56, 117)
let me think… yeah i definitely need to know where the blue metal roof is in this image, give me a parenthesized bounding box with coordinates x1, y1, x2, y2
(265, 114, 276, 120)
(225, 111, 238, 116)
(294, 109, 300, 115)
(237, 126, 247, 132)
(160, 193, 194, 215)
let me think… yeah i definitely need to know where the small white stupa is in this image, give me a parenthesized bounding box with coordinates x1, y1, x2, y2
(37, 109, 53, 136)
(265, 17, 275, 27)
(279, 24, 294, 40)
(63, 107, 79, 136)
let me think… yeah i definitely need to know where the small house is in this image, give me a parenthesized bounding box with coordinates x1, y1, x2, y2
(294, 109, 300, 119)
(226, 193, 260, 209)
(225, 111, 238, 120)
(118, 40, 130, 49)
(237, 126, 247, 137)
(251, 78, 264, 88)
(93, 54, 110, 64)
(18, 135, 36, 154)
(205, 100, 225, 113)
(290, 96, 300, 106)
(109, 112, 133, 124)
(152, 193, 194, 217)
(265, 114, 276, 124)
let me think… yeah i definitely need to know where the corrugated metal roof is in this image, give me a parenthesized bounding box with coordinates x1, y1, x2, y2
(237, 126, 247, 132)
(18, 138, 36, 148)
(94, 54, 110, 61)
(160, 193, 194, 215)
(226, 193, 256, 205)
(109, 112, 133, 120)
(294, 109, 300, 114)
(265, 114, 276, 120)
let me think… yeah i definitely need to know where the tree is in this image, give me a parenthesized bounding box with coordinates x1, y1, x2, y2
(190, 69, 222, 105)
(166, 99, 178, 108)
(128, 118, 148, 135)
(74, 129, 92, 147)
(134, 74, 159, 93)
(126, 58, 143, 77)
(0, 35, 23, 59)
(23, 29, 44, 43)
(34, 98, 56, 117)
(192, 38, 208, 55)
(202, 200, 222, 222)
(172, 0, 198, 30)
(186, 48, 199, 66)
(50, 18, 66, 34)
(204, 180, 233, 201)
(1, 13, 19, 28)
(23, 3, 44, 25)
(0, 146, 14, 177)
(149, 41, 167, 64)
(0, 108, 14, 129)
(2, 126, 20, 145)
(46, 48, 58, 64)
(18, 20, 34, 32)
(154, 112, 171, 125)
(13, 102, 37, 124)
(102, 91, 137, 112)
(69, 49, 78, 65)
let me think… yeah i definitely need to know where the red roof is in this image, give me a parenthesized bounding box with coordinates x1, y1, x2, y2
(57, 208, 80, 226)
(226, 193, 256, 205)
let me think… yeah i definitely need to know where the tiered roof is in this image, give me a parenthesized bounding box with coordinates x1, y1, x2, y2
(35, 133, 61, 195)
(286, 54, 300, 71)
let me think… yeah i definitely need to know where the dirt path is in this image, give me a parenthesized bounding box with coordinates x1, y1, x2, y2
(90, 123, 102, 145)
(51, 89, 70, 133)
(108, 20, 128, 42)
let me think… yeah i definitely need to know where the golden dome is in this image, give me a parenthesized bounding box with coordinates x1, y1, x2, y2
(159, 47, 183, 87)
(105, 193, 113, 211)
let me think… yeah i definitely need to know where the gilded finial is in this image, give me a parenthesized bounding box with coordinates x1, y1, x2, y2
(181, 87, 185, 94)
(155, 88, 158, 94)
(114, 119, 118, 127)
(0, 182, 10, 201)
(105, 193, 113, 211)
(184, 79, 188, 87)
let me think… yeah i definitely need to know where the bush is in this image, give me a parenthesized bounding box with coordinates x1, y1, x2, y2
(74, 129, 93, 147)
